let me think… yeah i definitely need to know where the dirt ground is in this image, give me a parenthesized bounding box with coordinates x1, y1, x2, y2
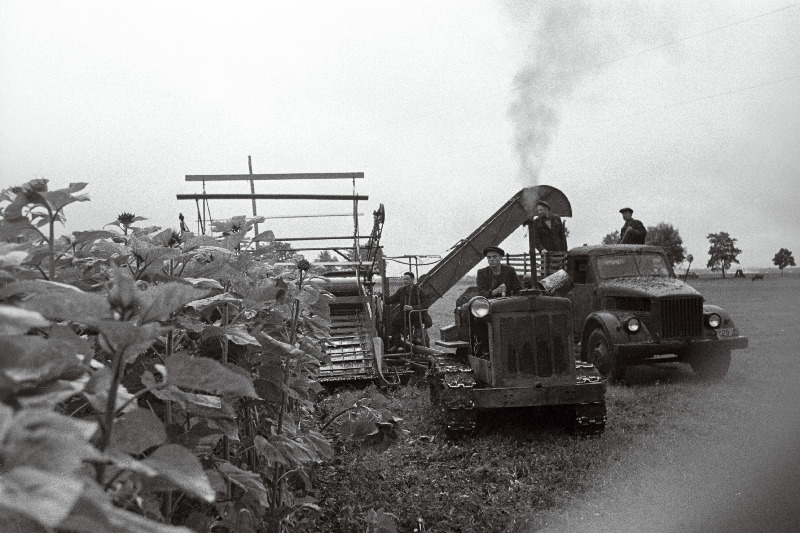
(428, 274, 800, 532)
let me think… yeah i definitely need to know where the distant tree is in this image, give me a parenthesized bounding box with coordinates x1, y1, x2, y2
(317, 250, 338, 263)
(252, 234, 294, 262)
(772, 248, 796, 276)
(645, 223, 686, 267)
(314, 249, 344, 272)
(273, 240, 295, 262)
(601, 230, 620, 245)
(706, 232, 742, 279)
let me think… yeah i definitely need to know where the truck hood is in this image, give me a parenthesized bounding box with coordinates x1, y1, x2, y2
(597, 277, 701, 298)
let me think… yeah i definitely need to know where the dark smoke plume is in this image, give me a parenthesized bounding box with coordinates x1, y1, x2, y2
(506, 0, 599, 184)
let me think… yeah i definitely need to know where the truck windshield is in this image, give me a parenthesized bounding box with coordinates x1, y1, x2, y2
(595, 254, 672, 279)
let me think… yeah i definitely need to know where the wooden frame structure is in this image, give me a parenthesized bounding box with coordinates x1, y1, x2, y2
(176, 157, 368, 257)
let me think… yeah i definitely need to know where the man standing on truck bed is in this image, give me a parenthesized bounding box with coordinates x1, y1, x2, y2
(477, 246, 522, 298)
(619, 207, 647, 244)
(530, 200, 568, 253)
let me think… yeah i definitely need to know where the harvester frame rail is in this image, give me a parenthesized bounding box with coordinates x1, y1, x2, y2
(176, 193, 369, 201)
(185, 172, 364, 181)
(271, 235, 371, 241)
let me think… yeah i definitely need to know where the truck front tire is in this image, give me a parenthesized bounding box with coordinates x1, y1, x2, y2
(585, 328, 626, 383)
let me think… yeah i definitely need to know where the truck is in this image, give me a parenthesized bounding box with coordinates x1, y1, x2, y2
(561, 244, 749, 381)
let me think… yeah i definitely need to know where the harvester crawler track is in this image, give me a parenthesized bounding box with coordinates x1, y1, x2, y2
(572, 362, 606, 435)
(428, 352, 477, 438)
(572, 401, 606, 435)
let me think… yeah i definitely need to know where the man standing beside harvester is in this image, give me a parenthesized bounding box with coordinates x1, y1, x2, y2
(530, 200, 568, 254)
(385, 271, 433, 353)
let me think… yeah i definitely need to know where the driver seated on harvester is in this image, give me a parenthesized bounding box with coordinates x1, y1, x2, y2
(476, 246, 522, 299)
(386, 271, 433, 353)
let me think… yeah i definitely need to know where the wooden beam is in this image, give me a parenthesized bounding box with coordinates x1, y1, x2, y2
(185, 172, 364, 182)
(261, 213, 364, 219)
(275, 246, 358, 252)
(272, 236, 368, 241)
(176, 193, 368, 201)
(275, 261, 363, 267)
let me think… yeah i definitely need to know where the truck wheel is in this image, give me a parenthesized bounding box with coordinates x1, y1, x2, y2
(586, 328, 625, 382)
(688, 347, 731, 381)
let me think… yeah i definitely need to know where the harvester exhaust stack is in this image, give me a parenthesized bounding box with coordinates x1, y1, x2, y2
(536, 269, 574, 296)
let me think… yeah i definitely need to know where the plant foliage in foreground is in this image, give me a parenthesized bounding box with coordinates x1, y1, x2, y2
(0, 179, 400, 532)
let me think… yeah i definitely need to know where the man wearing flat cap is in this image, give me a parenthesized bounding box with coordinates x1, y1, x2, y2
(476, 246, 522, 299)
(618, 207, 647, 244)
(386, 271, 433, 352)
(530, 200, 568, 253)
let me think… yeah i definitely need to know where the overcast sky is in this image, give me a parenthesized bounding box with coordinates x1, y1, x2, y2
(1, 0, 798, 274)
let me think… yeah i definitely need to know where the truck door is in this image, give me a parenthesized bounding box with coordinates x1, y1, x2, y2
(567, 256, 594, 338)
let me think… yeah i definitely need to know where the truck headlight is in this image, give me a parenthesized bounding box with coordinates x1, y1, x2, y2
(625, 317, 641, 333)
(470, 297, 491, 318)
(706, 313, 721, 329)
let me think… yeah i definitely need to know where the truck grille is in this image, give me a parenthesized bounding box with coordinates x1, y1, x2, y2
(656, 297, 703, 338)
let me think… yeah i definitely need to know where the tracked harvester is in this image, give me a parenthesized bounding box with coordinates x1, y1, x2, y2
(313, 184, 579, 386)
(178, 174, 607, 412)
(420, 186, 605, 436)
(315, 183, 607, 433)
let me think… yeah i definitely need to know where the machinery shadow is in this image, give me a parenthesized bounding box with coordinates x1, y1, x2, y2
(619, 361, 699, 386)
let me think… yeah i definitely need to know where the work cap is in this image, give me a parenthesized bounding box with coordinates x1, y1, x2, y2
(535, 200, 551, 210)
(619, 207, 633, 214)
(483, 246, 505, 257)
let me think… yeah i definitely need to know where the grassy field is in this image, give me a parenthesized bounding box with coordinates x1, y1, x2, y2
(311, 274, 800, 532)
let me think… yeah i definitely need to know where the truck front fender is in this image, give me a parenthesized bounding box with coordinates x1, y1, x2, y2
(580, 310, 653, 356)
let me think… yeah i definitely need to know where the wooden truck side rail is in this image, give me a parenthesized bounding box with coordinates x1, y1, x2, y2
(505, 251, 568, 279)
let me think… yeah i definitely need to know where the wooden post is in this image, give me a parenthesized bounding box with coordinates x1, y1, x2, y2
(526, 220, 539, 282)
(201, 178, 208, 234)
(352, 175, 362, 291)
(248, 156, 259, 247)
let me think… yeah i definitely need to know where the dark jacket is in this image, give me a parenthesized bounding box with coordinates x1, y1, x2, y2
(620, 219, 647, 244)
(387, 284, 432, 329)
(531, 215, 568, 252)
(476, 264, 522, 299)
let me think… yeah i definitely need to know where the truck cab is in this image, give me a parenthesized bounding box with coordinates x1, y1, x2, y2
(564, 245, 748, 381)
